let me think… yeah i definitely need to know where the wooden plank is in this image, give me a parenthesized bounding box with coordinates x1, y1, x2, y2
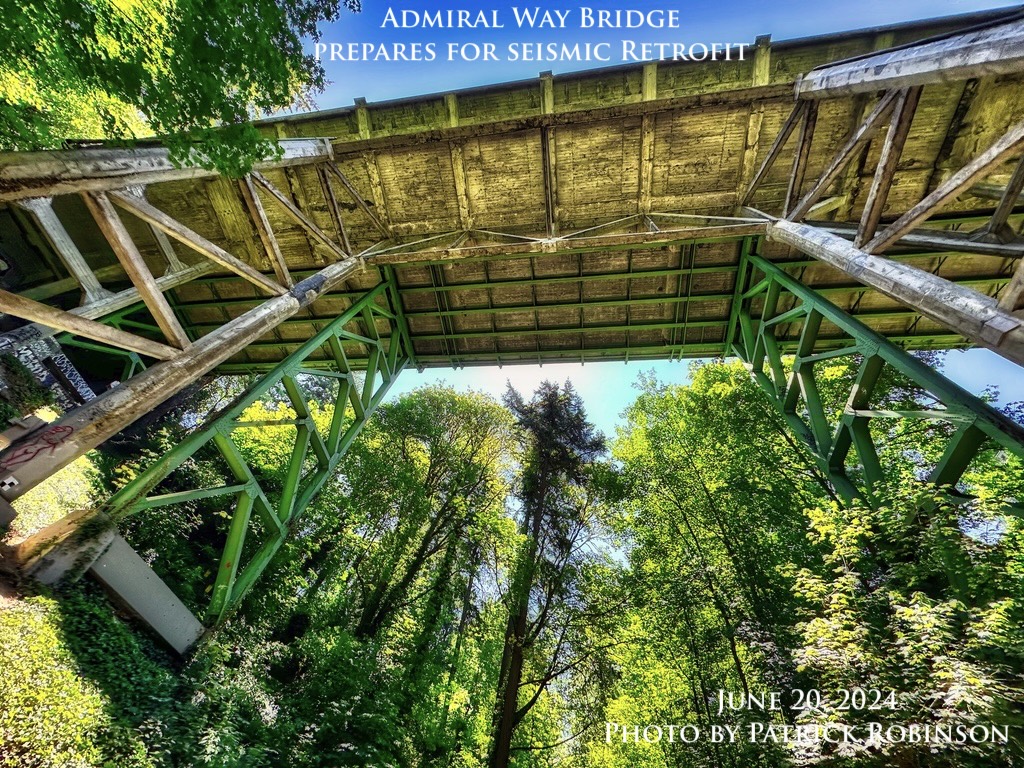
(785, 101, 818, 216)
(866, 119, 1024, 253)
(109, 190, 286, 296)
(0, 139, 332, 202)
(83, 191, 192, 349)
(789, 90, 900, 222)
(855, 87, 924, 246)
(985, 154, 1024, 236)
(637, 63, 657, 217)
(999, 257, 1024, 313)
(740, 101, 807, 206)
(796, 16, 1024, 98)
(16, 198, 112, 303)
(317, 165, 352, 256)
(238, 175, 294, 287)
(0, 288, 178, 359)
(249, 171, 350, 262)
(325, 162, 391, 237)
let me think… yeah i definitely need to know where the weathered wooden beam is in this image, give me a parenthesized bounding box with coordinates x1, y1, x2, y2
(0, 139, 332, 202)
(856, 87, 924, 247)
(785, 101, 819, 216)
(449, 143, 473, 231)
(15, 198, 112, 303)
(820, 220, 1024, 258)
(637, 63, 657, 217)
(540, 71, 560, 237)
(445, 93, 473, 232)
(734, 39, 772, 213)
(789, 90, 901, 222)
(866, 119, 1024, 253)
(796, 16, 1024, 98)
(249, 171, 350, 262)
(150, 226, 189, 274)
(807, 196, 846, 218)
(21, 264, 126, 303)
(0, 262, 214, 355)
(1000, 257, 1024, 313)
(362, 154, 391, 236)
(741, 101, 807, 207)
(238, 175, 293, 287)
(971, 181, 1024, 204)
(204, 178, 267, 274)
(0, 255, 366, 500)
(325, 162, 391, 238)
(769, 219, 1024, 366)
(83, 192, 192, 349)
(109, 190, 286, 297)
(317, 165, 352, 255)
(0, 289, 178, 359)
(541, 126, 559, 237)
(984, 154, 1024, 237)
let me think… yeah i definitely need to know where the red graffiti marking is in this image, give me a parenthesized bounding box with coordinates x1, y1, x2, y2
(0, 425, 74, 470)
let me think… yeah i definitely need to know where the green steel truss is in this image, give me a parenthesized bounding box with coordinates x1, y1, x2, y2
(727, 238, 1024, 504)
(60, 240, 1024, 625)
(100, 280, 411, 623)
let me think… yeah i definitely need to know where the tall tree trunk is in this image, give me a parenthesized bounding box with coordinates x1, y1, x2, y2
(488, 479, 547, 768)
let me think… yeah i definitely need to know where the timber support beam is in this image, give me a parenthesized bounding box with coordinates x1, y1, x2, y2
(767, 220, 1024, 366)
(0, 255, 366, 500)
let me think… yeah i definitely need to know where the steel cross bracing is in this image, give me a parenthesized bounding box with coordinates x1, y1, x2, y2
(100, 281, 409, 623)
(728, 239, 1024, 505)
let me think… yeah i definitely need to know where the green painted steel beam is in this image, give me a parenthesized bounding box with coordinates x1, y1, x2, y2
(99, 281, 410, 625)
(728, 250, 1024, 505)
(212, 331, 974, 374)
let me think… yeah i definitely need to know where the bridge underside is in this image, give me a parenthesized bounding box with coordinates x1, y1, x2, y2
(0, 9, 1022, 378)
(1, 8, 1023, 652)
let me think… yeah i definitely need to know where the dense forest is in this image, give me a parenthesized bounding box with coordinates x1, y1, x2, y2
(2, 355, 1023, 767)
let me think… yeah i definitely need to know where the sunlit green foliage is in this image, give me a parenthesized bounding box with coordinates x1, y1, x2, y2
(2, 363, 1023, 768)
(0, 0, 359, 174)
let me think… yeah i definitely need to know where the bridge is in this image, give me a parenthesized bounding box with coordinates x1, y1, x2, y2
(0, 7, 1023, 653)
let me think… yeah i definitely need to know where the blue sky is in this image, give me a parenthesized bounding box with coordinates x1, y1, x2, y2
(385, 350, 1024, 439)
(308, 0, 1018, 106)
(309, 0, 1024, 433)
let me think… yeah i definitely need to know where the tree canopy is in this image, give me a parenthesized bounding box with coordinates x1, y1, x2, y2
(1, 0, 358, 174)
(2, 361, 1023, 767)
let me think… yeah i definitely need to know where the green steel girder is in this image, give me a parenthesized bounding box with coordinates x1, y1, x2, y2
(728, 239, 1024, 504)
(100, 279, 412, 624)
